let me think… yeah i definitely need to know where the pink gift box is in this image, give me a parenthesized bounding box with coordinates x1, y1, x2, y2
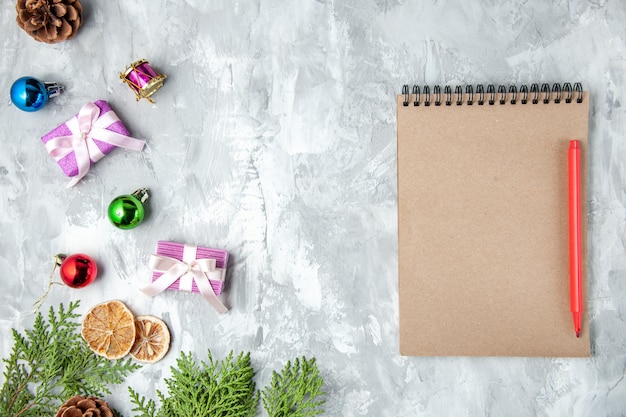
(41, 100, 130, 177)
(151, 240, 228, 295)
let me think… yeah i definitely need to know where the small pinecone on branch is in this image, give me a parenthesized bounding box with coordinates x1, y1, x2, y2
(55, 395, 114, 417)
(16, 0, 83, 44)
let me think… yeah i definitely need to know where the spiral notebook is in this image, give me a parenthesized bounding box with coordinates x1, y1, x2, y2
(397, 83, 590, 357)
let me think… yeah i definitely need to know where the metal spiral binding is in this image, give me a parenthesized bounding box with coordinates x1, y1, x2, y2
(487, 85, 496, 105)
(402, 82, 583, 106)
(455, 86, 463, 105)
(509, 85, 518, 104)
(444, 86, 452, 106)
(530, 83, 540, 104)
(433, 86, 441, 106)
(466, 85, 474, 105)
(476, 84, 485, 105)
(498, 85, 507, 105)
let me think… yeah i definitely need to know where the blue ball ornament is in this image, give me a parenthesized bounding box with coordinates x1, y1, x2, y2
(10, 76, 62, 112)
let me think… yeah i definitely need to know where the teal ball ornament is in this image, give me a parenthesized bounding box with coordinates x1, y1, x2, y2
(10, 76, 62, 112)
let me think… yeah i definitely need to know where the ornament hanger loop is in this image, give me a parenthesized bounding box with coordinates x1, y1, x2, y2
(33, 254, 66, 313)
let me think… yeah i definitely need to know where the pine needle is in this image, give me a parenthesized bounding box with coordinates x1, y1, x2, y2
(0, 301, 141, 417)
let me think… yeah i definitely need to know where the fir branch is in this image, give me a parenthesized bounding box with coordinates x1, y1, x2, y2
(262, 357, 325, 417)
(0, 301, 141, 417)
(128, 388, 156, 417)
(130, 350, 259, 417)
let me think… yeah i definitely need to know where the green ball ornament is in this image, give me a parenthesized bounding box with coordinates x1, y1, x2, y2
(107, 188, 149, 229)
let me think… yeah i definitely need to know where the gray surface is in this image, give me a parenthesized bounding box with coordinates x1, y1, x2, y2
(1, 1, 626, 416)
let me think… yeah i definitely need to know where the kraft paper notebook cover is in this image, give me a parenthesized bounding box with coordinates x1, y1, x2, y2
(397, 83, 590, 357)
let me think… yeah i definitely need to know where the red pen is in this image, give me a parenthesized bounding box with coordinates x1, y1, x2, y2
(568, 140, 583, 338)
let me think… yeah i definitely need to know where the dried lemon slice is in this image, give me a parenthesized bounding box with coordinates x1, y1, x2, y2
(81, 300, 135, 360)
(130, 315, 171, 363)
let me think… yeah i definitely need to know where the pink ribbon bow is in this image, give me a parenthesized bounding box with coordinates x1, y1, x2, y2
(141, 244, 228, 313)
(44, 102, 146, 187)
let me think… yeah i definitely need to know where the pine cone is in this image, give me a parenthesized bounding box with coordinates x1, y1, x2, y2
(16, 0, 83, 44)
(55, 395, 114, 417)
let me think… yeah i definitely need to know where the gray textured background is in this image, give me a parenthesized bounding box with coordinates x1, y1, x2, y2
(1, 1, 626, 416)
